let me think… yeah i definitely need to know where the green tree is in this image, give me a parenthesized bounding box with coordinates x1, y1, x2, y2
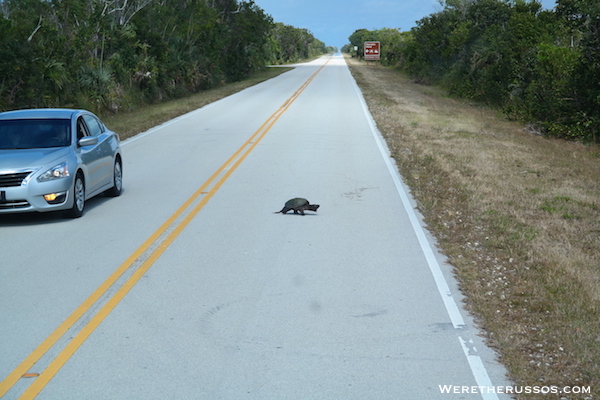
(392, 0, 598, 141)
(557, 0, 600, 140)
(0, 0, 326, 114)
(271, 23, 325, 63)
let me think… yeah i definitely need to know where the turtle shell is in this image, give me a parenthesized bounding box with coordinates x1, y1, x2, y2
(285, 198, 309, 208)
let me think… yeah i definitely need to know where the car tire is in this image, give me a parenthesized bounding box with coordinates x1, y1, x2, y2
(66, 172, 85, 218)
(105, 157, 123, 197)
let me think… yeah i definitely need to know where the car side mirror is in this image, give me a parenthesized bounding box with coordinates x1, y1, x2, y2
(78, 136, 98, 147)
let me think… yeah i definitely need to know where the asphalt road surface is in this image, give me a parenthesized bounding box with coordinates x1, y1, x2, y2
(1, 54, 512, 399)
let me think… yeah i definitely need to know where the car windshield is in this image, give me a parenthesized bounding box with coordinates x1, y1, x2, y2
(0, 119, 71, 149)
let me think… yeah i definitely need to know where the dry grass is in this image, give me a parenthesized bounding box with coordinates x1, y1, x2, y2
(102, 67, 292, 141)
(346, 56, 600, 399)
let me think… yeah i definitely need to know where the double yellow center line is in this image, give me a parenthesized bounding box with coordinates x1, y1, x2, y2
(1, 57, 330, 399)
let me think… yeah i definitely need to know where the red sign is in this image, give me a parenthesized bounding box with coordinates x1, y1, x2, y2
(364, 41, 380, 61)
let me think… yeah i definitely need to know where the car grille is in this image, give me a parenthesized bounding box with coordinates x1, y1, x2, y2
(0, 172, 33, 187)
(0, 200, 30, 210)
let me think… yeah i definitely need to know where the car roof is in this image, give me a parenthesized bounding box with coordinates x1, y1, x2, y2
(0, 108, 84, 121)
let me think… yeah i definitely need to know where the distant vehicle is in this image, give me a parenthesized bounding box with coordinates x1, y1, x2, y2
(0, 109, 123, 218)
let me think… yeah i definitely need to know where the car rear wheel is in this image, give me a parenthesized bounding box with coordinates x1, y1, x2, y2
(66, 172, 85, 218)
(105, 158, 123, 197)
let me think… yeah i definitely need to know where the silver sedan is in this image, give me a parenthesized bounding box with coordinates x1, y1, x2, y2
(0, 109, 123, 218)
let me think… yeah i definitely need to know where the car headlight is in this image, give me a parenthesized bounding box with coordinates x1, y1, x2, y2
(38, 162, 70, 182)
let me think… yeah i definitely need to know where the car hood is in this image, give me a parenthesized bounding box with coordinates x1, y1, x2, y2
(0, 147, 71, 172)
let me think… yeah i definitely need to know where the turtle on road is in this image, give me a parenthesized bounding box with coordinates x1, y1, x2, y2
(275, 198, 319, 215)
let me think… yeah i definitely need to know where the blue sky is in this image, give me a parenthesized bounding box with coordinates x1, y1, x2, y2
(251, 0, 559, 49)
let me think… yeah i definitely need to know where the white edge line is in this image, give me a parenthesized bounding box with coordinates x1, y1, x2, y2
(459, 336, 501, 400)
(121, 104, 215, 147)
(349, 73, 465, 329)
(348, 63, 502, 400)
(121, 62, 304, 147)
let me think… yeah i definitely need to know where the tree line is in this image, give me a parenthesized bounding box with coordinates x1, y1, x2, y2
(0, 0, 330, 114)
(345, 0, 599, 142)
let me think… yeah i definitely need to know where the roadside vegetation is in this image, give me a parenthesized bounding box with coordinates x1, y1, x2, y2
(0, 0, 332, 115)
(343, 0, 600, 143)
(103, 66, 292, 140)
(345, 54, 599, 399)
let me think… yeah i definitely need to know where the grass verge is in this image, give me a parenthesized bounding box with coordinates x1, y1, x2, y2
(345, 55, 599, 399)
(102, 67, 292, 141)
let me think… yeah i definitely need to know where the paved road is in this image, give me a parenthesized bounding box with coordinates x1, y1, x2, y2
(1, 54, 511, 399)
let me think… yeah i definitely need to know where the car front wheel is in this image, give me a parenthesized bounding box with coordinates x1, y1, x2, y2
(66, 172, 85, 218)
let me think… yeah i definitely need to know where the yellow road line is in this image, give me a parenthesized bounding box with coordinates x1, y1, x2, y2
(0, 57, 330, 400)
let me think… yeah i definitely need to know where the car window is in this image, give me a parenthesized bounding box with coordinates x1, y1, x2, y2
(0, 119, 71, 149)
(82, 114, 104, 137)
(77, 117, 90, 140)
